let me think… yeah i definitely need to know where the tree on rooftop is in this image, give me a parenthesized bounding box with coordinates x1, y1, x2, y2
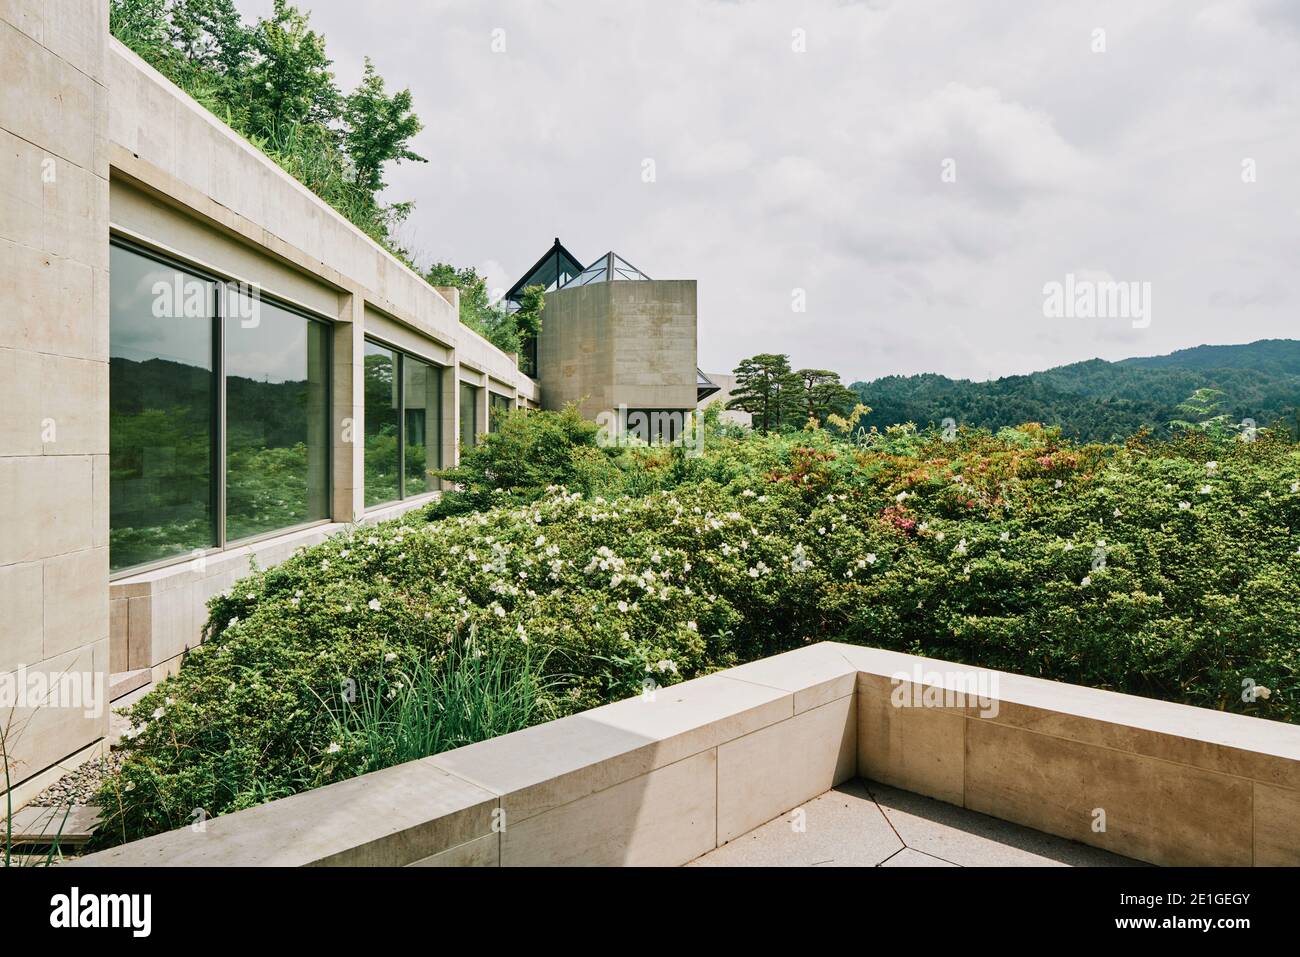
(243, 0, 341, 139)
(728, 354, 800, 434)
(343, 57, 427, 195)
(166, 0, 250, 76)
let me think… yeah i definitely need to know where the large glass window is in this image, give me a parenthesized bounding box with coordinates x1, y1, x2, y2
(489, 392, 512, 433)
(364, 338, 444, 505)
(109, 241, 332, 573)
(459, 382, 480, 450)
(109, 245, 217, 571)
(225, 294, 330, 540)
(363, 342, 401, 507)
(404, 358, 442, 497)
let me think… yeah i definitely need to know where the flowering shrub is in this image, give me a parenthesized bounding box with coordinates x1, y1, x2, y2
(93, 416, 1300, 846)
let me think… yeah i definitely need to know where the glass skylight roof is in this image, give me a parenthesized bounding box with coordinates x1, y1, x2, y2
(563, 252, 651, 289)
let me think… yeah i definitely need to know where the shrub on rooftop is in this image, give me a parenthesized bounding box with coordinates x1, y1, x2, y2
(91, 411, 1300, 847)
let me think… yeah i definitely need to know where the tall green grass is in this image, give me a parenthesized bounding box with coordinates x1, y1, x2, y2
(324, 637, 558, 775)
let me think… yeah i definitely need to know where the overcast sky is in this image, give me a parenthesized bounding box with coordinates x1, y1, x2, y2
(238, 0, 1300, 382)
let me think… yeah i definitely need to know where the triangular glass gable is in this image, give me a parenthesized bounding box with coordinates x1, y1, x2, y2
(506, 238, 585, 305)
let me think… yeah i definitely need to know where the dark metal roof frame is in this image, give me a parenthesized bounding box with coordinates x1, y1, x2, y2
(505, 237, 585, 304)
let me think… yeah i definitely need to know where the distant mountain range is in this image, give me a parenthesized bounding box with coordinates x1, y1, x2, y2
(849, 339, 1300, 441)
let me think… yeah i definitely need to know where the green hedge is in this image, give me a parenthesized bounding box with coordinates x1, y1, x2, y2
(92, 418, 1300, 847)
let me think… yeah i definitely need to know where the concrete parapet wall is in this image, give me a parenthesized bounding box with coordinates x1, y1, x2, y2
(74, 643, 1300, 867)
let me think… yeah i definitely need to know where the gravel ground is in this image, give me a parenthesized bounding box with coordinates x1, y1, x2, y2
(26, 751, 125, 807)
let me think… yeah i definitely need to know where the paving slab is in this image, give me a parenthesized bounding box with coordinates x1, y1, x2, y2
(864, 780, 1145, 867)
(690, 780, 902, 866)
(2, 804, 102, 844)
(879, 847, 958, 867)
(690, 778, 1145, 867)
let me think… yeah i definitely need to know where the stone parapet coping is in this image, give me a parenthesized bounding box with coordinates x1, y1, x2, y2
(75, 643, 1300, 867)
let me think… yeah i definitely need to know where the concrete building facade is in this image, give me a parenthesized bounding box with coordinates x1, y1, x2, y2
(510, 242, 713, 440)
(0, 1, 537, 800)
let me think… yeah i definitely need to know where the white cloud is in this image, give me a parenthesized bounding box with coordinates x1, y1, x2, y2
(238, 0, 1300, 380)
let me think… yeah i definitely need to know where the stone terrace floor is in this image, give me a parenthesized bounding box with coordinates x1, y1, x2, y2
(690, 779, 1144, 867)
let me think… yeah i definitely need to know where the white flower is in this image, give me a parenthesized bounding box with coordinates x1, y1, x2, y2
(326, 742, 341, 754)
(321, 560, 330, 569)
(935, 531, 945, 542)
(954, 538, 967, 556)
(1199, 485, 1212, 495)
(1081, 576, 1091, 586)
(343, 604, 352, 613)
(1292, 482, 1299, 494)
(246, 592, 256, 600)
(1113, 508, 1121, 518)
(686, 620, 698, 632)
(535, 535, 546, 547)
(790, 544, 812, 573)
(1206, 461, 1218, 473)
(617, 600, 629, 613)
(657, 659, 677, 674)
(895, 491, 908, 503)
(1179, 501, 1191, 510)
(865, 553, 877, 564)
(384, 652, 397, 662)
(368, 598, 381, 611)
(151, 706, 165, 719)
(999, 531, 1010, 542)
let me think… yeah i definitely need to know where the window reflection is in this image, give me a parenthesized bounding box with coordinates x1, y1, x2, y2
(403, 357, 441, 497)
(459, 382, 479, 450)
(364, 342, 400, 506)
(224, 292, 330, 540)
(109, 245, 216, 571)
(109, 245, 337, 571)
(489, 392, 512, 433)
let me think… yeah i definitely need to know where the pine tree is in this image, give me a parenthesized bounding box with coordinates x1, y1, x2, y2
(728, 354, 799, 433)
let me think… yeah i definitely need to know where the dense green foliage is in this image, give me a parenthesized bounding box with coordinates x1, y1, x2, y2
(850, 339, 1300, 442)
(94, 408, 1300, 846)
(108, 0, 528, 357)
(110, 0, 422, 244)
(423, 264, 546, 359)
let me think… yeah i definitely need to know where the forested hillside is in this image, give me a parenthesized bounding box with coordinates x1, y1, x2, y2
(850, 339, 1300, 441)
